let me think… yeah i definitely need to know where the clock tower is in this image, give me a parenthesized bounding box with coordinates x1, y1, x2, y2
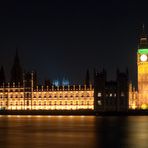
(137, 25, 148, 109)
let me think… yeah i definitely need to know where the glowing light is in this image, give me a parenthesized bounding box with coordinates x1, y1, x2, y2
(131, 104, 137, 110)
(141, 104, 148, 110)
(140, 54, 147, 62)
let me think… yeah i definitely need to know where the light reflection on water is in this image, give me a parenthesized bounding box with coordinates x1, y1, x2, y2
(0, 116, 147, 148)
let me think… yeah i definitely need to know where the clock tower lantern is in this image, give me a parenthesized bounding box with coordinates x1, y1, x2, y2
(137, 25, 148, 109)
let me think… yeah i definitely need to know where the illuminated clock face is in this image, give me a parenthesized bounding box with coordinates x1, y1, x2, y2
(140, 54, 147, 62)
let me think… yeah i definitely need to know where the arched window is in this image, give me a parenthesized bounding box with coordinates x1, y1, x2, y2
(39, 101, 41, 106)
(76, 101, 78, 105)
(70, 101, 73, 105)
(34, 101, 36, 105)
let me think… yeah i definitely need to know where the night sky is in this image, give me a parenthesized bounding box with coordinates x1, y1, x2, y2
(0, 0, 148, 85)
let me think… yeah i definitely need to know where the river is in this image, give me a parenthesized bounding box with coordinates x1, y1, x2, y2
(0, 115, 147, 148)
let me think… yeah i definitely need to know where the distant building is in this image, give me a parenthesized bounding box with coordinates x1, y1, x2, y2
(0, 45, 132, 112)
(94, 69, 129, 112)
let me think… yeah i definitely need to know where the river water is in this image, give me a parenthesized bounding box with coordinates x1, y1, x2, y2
(0, 115, 147, 148)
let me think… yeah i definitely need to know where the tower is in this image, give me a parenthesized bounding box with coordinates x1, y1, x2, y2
(10, 49, 23, 85)
(137, 25, 148, 109)
(85, 69, 90, 87)
(0, 66, 5, 85)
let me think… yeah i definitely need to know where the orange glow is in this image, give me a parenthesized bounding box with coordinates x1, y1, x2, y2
(0, 85, 94, 110)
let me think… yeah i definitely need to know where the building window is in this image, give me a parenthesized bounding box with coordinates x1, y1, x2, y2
(34, 102, 36, 106)
(98, 92, 101, 97)
(76, 101, 78, 105)
(98, 100, 102, 106)
(70, 101, 73, 105)
(121, 92, 124, 97)
(110, 93, 112, 97)
(87, 101, 89, 105)
(39, 101, 41, 106)
(48, 101, 50, 105)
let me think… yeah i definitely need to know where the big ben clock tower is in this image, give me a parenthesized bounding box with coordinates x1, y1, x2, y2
(137, 25, 148, 109)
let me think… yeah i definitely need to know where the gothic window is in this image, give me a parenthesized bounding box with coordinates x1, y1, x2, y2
(39, 101, 41, 106)
(70, 101, 73, 105)
(97, 92, 101, 97)
(97, 100, 102, 106)
(33, 101, 36, 105)
(27, 101, 29, 106)
(121, 92, 124, 97)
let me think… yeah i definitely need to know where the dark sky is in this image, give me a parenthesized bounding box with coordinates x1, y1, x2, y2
(0, 0, 148, 85)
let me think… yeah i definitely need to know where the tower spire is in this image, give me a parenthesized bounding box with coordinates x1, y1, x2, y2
(10, 48, 23, 85)
(139, 24, 148, 49)
(142, 24, 145, 34)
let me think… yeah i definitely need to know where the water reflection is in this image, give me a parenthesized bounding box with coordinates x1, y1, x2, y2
(0, 116, 147, 148)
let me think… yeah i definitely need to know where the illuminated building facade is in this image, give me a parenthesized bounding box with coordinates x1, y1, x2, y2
(129, 26, 148, 109)
(0, 72, 94, 110)
(0, 49, 129, 112)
